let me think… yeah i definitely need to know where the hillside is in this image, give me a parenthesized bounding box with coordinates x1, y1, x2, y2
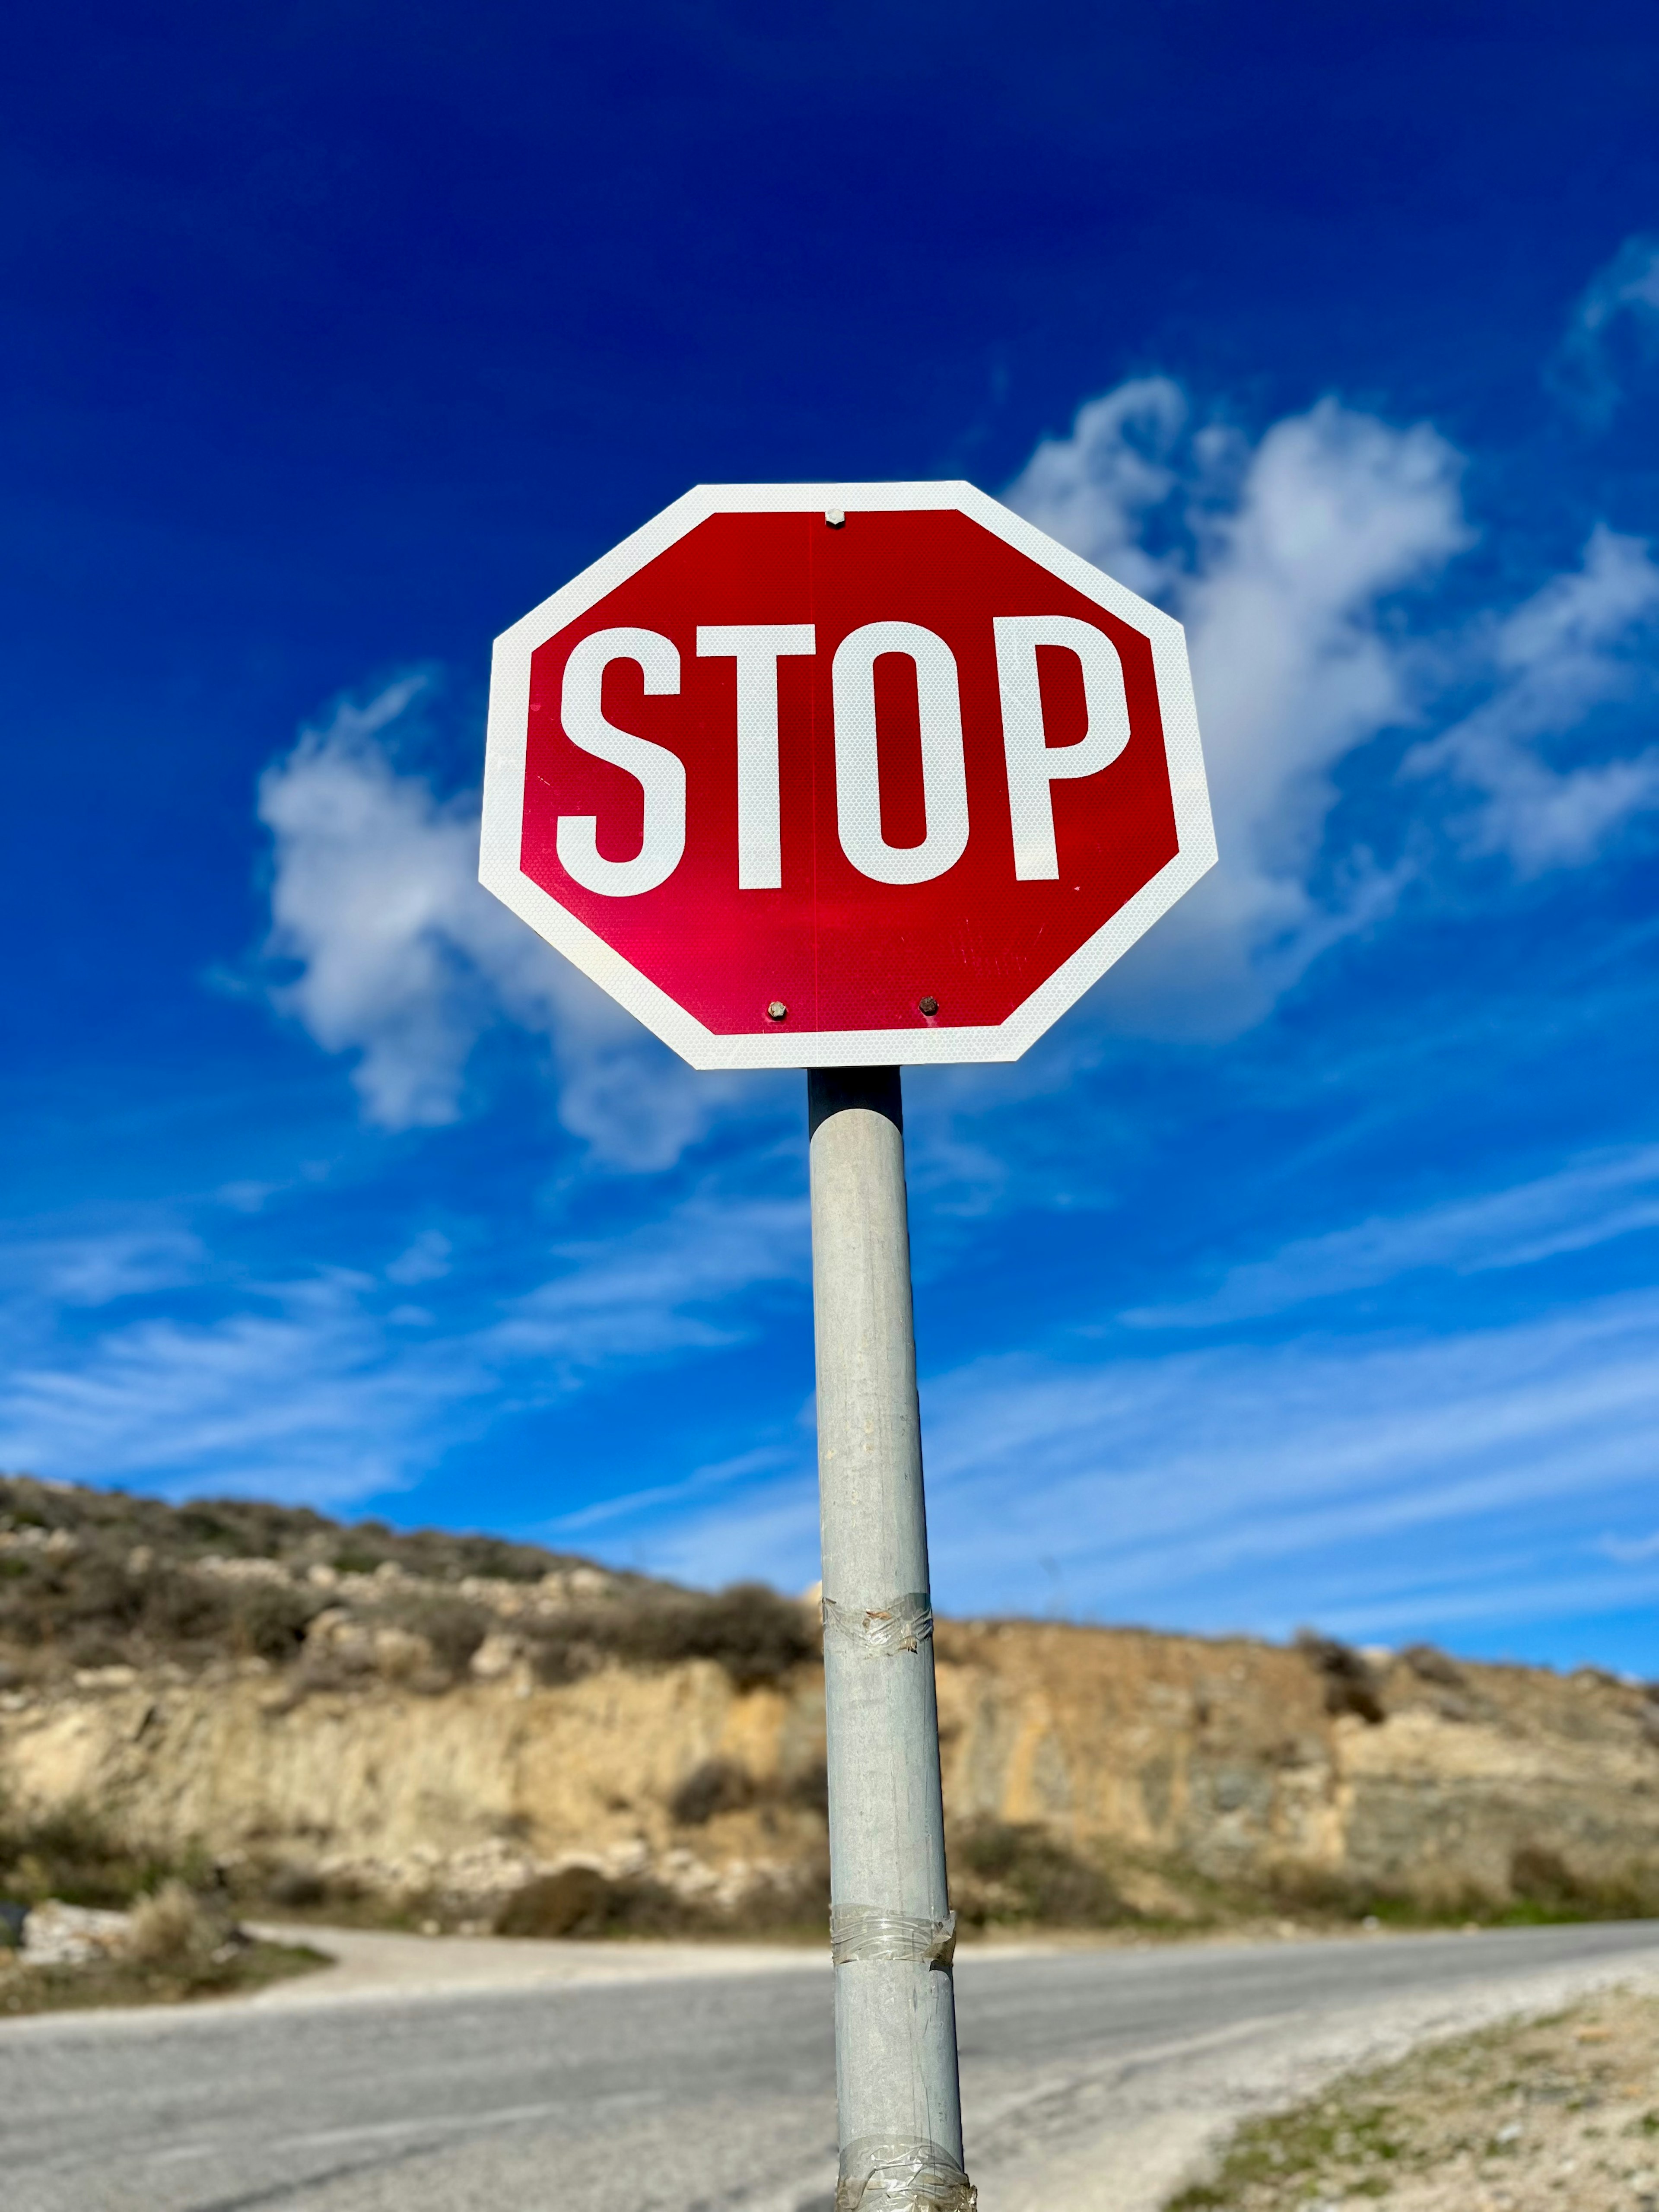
(3, 1474, 1658, 1937)
(0, 1473, 814, 1697)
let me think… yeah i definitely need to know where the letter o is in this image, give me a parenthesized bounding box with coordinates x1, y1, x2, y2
(831, 622, 970, 886)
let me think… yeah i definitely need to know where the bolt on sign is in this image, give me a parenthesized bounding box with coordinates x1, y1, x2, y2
(480, 483, 1214, 1062)
(480, 483, 1214, 2212)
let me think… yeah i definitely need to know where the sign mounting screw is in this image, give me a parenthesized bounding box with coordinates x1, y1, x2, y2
(766, 1000, 788, 1022)
(825, 510, 845, 528)
(918, 996, 939, 1018)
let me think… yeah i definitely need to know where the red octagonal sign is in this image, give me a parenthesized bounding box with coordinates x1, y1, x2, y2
(481, 483, 1214, 1067)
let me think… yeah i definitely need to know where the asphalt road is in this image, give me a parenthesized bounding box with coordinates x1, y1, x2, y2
(6, 1921, 1659, 2212)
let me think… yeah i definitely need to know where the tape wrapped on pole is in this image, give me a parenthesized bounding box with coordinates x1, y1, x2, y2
(830, 1904, 957, 1969)
(834, 2136, 977, 2211)
(822, 1591, 934, 1655)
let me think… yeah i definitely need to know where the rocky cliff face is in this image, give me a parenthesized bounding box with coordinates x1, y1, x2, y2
(933, 1620, 1659, 1915)
(3, 1476, 1657, 1931)
(6, 1613, 1658, 1930)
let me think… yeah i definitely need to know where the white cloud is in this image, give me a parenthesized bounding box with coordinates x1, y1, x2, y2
(1552, 235, 1659, 422)
(260, 677, 492, 1128)
(1404, 525, 1659, 871)
(1008, 391, 1468, 1032)
(1005, 376, 1194, 598)
(1008, 378, 1659, 1030)
(257, 682, 745, 1169)
(1128, 1143, 1659, 1327)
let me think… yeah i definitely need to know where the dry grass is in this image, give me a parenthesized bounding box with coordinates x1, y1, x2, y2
(125, 1878, 222, 1965)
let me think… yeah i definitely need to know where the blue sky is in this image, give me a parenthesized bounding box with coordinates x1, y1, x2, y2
(3, 4, 1659, 1669)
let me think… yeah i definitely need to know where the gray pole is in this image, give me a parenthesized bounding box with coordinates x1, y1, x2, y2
(808, 1067, 975, 2212)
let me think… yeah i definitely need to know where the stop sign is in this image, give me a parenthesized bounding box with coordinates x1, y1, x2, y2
(480, 482, 1213, 1067)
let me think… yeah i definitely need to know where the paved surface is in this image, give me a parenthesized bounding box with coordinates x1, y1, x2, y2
(5, 1921, 1659, 2211)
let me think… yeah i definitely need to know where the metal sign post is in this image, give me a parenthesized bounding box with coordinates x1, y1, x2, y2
(809, 1066, 970, 2212)
(480, 479, 1214, 2212)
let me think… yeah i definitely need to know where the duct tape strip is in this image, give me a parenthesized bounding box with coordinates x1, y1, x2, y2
(822, 1592, 934, 1655)
(834, 2136, 977, 2211)
(830, 1904, 957, 1969)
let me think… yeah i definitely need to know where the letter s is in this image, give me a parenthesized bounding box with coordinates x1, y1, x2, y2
(556, 628, 685, 896)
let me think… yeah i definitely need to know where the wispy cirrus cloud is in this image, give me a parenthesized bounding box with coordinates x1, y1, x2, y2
(1601, 1530, 1659, 1566)
(1127, 1143, 1659, 1328)
(926, 1289, 1659, 1638)
(484, 1194, 808, 1376)
(0, 1228, 205, 1308)
(0, 1186, 808, 1509)
(594, 1287, 1659, 1640)
(547, 1441, 808, 1546)
(385, 1229, 453, 1285)
(0, 1272, 459, 1503)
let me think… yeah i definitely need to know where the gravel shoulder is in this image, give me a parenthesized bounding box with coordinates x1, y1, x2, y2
(969, 1936, 1659, 2212)
(1168, 1981, 1659, 2212)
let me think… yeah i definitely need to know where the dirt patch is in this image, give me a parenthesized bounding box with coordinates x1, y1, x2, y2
(1171, 1983, 1659, 2211)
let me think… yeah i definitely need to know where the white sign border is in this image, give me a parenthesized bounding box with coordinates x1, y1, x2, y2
(480, 481, 1216, 1070)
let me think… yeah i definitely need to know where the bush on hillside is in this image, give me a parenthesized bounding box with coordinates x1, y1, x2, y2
(950, 1821, 1130, 1928)
(1295, 1630, 1386, 1725)
(527, 1583, 817, 1690)
(0, 1799, 218, 1912)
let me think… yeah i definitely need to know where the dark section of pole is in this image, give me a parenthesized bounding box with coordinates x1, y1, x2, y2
(807, 1064, 904, 1140)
